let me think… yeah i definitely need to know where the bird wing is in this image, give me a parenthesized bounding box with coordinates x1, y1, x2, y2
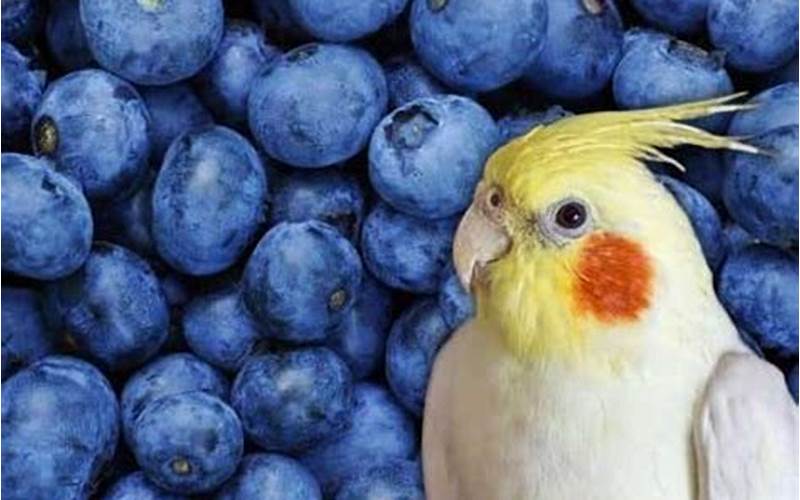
(693, 352, 798, 500)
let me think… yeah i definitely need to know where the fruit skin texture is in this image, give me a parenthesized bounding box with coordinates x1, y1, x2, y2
(80, 0, 224, 85)
(48, 243, 169, 372)
(216, 453, 322, 500)
(361, 202, 458, 293)
(788, 365, 799, 403)
(139, 84, 214, 161)
(335, 460, 425, 500)
(369, 94, 499, 219)
(1, 356, 119, 500)
(438, 264, 475, 331)
(231, 348, 354, 452)
(248, 43, 387, 168)
(289, 0, 408, 42)
(152, 126, 268, 276)
(1, 43, 45, 150)
(383, 54, 446, 109)
(727, 83, 799, 137)
(130, 391, 243, 494)
(1, 153, 93, 280)
(102, 471, 186, 500)
(707, 0, 799, 73)
(2, 0, 43, 44)
(410, 0, 548, 92)
(497, 105, 572, 145)
(1, 287, 56, 380)
(243, 221, 363, 343)
(32, 69, 151, 202)
(45, 0, 93, 71)
(718, 245, 799, 358)
(523, 0, 624, 101)
(630, 0, 709, 36)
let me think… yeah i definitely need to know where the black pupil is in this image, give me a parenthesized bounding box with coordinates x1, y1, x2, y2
(489, 192, 501, 208)
(555, 202, 586, 229)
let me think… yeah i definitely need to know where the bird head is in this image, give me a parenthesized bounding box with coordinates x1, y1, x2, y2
(454, 95, 758, 362)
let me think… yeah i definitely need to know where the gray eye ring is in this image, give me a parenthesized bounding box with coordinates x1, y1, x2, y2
(539, 197, 594, 244)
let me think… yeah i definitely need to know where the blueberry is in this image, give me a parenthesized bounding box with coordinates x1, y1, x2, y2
(196, 20, 281, 130)
(248, 43, 388, 168)
(217, 453, 322, 500)
(48, 243, 169, 372)
(722, 223, 755, 256)
(327, 272, 395, 380)
(152, 126, 268, 276)
(2, 43, 45, 150)
(630, 0, 709, 36)
(672, 148, 726, 207)
(760, 57, 799, 88)
(1, 287, 56, 380)
(438, 264, 475, 330)
(231, 347, 354, 452)
(718, 245, 798, 358)
(1, 153, 93, 279)
(243, 221, 363, 343)
(32, 69, 151, 201)
(727, 83, 798, 137)
(103, 471, 185, 500)
(269, 169, 366, 244)
(2, 0, 43, 44)
(288, 0, 408, 42)
(80, 0, 224, 85)
(361, 202, 457, 293)
(410, 0, 548, 92)
(612, 29, 733, 132)
(300, 383, 418, 496)
(252, 0, 308, 40)
(94, 174, 156, 257)
(497, 105, 572, 145)
(120, 353, 229, 446)
(523, 0, 623, 101)
(45, 0, 93, 71)
(335, 460, 424, 500)
(787, 365, 798, 403)
(2, 356, 119, 500)
(657, 176, 725, 270)
(723, 126, 798, 247)
(139, 84, 214, 162)
(383, 54, 447, 109)
(386, 297, 452, 415)
(369, 95, 498, 219)
(130, 391, 243, 494)
(183, 287, 262, 373)
(708, 0, 798, 73)
(158, 272, 191, 309)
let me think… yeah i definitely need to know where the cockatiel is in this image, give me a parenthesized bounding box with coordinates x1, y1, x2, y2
(423, 95, 798, 500)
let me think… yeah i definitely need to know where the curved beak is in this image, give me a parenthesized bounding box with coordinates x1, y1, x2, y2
(453, 200, 511, 291)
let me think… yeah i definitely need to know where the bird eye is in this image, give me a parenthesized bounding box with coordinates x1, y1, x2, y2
(486, 188, 503, 210)
(540, 197, 593, 244)
(555, 202, 587, 230)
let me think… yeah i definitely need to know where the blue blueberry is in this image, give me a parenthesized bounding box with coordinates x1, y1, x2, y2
(103, 471, 185, 500)
(361, 202, 457, 293)
(1, 153, 92, 279)
(158, 272, 191, 309)
(130, 391, 243, 494)
(196, 20, 281, 130)
(183, 287, 262, 373)
(300, 383, 418, 495)
(723, 223, 755, 256)
(327, 273, 395, 380)
(152, 126, 268, 276)
(139, 84, 214, 161)
(45, 0, 93, 71)
(672, 148, 726, 207)
(707, 0, 798, 73)
(369, 95, 498, 219)
(288, 0, 408, 42)
(217, 454, 322, 500)
(383, 54, 447, 109)
(787, 365, 798, 403)
(48, 243, 169, 372)
(2, 0, 42, 44)
(80, 0, 224, 85)
(727, 83, 798, 137)
(385, 297, 452, 415)
(612, 29, 733, 132)
(523, 0, 623, 101)
(2, 356, 119, 500)
(32, 69, 151, 201)
(121, 353, 229, 446)
(231, 347, 354, 452)
(718, 245, 798, 358)
(410, 0, 548, 92)
(1, 287, 56, 380)
(630, 0, 708, 36)
(243, 221, 363, 343)
(657, 176, 725, 270)
(248, 43, 388, 168)
(760, 57, 799, 88)
(497, 105, 572, 144)
(269, 169, 366, 244)
(2, 43, 45, 150)
(95, 174, 156, 257)
(723, 126, 798, 247)
(335, 460, 424, 500)
(252, 0, 308, 40)
(438, 264, 475, 330)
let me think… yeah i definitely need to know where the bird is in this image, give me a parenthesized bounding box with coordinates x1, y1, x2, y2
(422, 95, 798, 500)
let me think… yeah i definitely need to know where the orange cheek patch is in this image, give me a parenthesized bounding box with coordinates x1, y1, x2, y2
(572, 232, 653, 324)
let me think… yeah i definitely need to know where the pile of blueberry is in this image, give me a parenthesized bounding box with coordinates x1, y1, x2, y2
(1, 0, 798, 498)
